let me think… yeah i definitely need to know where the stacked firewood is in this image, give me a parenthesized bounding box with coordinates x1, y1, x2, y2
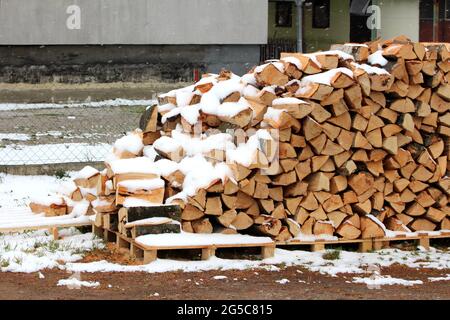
(31, 36, 450, 241)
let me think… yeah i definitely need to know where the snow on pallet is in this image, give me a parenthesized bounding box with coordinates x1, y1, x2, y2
(372, 230, 450, 250)
(93, 221, 450, 265)
(135, 232, 275, 263)
(278, 230, 450, 252)
(93, 224, 276, 264)
(0, 207, 92, 239)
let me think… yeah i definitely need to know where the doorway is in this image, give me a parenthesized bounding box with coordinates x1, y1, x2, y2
(349, 0, 372, 42)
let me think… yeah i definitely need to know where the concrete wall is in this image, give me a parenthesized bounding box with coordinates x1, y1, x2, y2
(0, 45, 261, 83)
(0, 0, 268, 45)
(303, 0, 350, 52)
(377, 0, 420, 41)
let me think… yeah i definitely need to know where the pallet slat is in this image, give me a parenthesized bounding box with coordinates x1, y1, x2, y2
(93, 225, 450, 263)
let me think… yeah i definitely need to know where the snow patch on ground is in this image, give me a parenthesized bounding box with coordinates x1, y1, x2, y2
(57, 277, 100, 288)
(0, 175, 449, 278)
(275, 278, 290, 284)
(0, 99, 156, 111)
(0, 133, 31, 142)
(64, 248, 450, 277)
(428, 274, 450, 282)
(352, 275, 423, 286)
(0, 173, 73, 207)
(0, 228, 104, 273)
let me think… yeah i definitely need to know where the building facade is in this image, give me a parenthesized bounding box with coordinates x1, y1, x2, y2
(0, 0, 267, 83)
(0, 0, 448, 83)
(265, 0, 423, 57)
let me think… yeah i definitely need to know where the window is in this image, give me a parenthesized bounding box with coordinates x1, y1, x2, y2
(350, 0, 371, 16)
(275, 2, 292, 27)
(446, 0, 450, 20)
(420, 0, 434, 20)
(313, 0, 330, 29)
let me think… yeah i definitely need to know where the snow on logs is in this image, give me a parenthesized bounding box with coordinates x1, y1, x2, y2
(31, 36, 450, 242)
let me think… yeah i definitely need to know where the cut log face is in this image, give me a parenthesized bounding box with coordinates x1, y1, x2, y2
(30, 202, 67, 217)
(139, 105, 158, 133)
(205, 197, 223, 216)
(348, 173, 374, 196)
(313, 221, 334, 236)
(255, 63, 289, 86)
(217, 210, 237, 228)
(410, 218, 436, 231)
(360, 216, 386, 239)
(181, 204, 205, 221)
(256, 218, 282, 236)
(337, 221, 361, 240)
(231, 212, 254, 230)
(192, 218, 213, 234)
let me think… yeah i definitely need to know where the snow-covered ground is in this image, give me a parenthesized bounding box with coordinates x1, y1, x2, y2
(0, 228, 104, 273)
(0, 98, 155, 111)
(1, 225, 449, 287)
(63, 246, 450, 278)
(0, 173, 449, 285)
(0, 173, 74, 207)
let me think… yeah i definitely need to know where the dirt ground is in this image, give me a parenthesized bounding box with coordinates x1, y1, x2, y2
(0, 254, 449, 300)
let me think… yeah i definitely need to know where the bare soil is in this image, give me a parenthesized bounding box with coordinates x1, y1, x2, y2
(0, 246, 449, 300)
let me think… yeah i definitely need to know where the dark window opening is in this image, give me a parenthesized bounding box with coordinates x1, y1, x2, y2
(350, 0, 371, 16)
(349, 0, 372, 43)
(446, 0, 450, 20)
(312, 0, 330, 29)
(420, 0, 435, 20)
(275, 2, 293, 27)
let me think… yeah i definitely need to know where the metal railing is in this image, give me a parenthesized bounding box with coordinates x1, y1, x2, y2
(260, 39, 298, 62)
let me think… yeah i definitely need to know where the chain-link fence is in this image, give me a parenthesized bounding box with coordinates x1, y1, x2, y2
(0, 101, 151, 166)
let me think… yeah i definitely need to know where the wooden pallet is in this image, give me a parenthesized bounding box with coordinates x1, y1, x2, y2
(0, 222, 92, 240)
(0, 207, 92, 240)
(277, 238, 374, 252)
(92, 225, 450, 264)
(93, 225, 276, 264)
(372, 231, 450, 250)
(278, 231, 450, 252)
(136, 241, 276, 264)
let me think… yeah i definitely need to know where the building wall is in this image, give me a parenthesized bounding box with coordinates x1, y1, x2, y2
(0, 45, 261, 83)
(377, 0, 420, 41)
(267, 0, 350, 53)
(303, 0, 350, 52)
(0, 0, 268, 45)
(0, 0, 266, 83)
(268, 1, 297, 40)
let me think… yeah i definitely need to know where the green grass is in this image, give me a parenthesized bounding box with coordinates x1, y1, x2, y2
(0, 259, 9, 268)
(54, 169, 69, 179)
(322, 250, 341, 260)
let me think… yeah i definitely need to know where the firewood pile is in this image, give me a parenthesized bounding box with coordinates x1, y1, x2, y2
(30, 36, 450, 241)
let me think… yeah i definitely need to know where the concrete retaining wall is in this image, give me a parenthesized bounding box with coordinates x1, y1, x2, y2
(0, 44, 261, 83)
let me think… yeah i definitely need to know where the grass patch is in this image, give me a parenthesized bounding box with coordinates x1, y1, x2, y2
(54, 169, 69, 179)
(0, 259, 9, 268)
(322, 250, 341, 260)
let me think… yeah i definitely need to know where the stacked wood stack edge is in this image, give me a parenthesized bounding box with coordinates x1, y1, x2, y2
(30, 36, 450, 244)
